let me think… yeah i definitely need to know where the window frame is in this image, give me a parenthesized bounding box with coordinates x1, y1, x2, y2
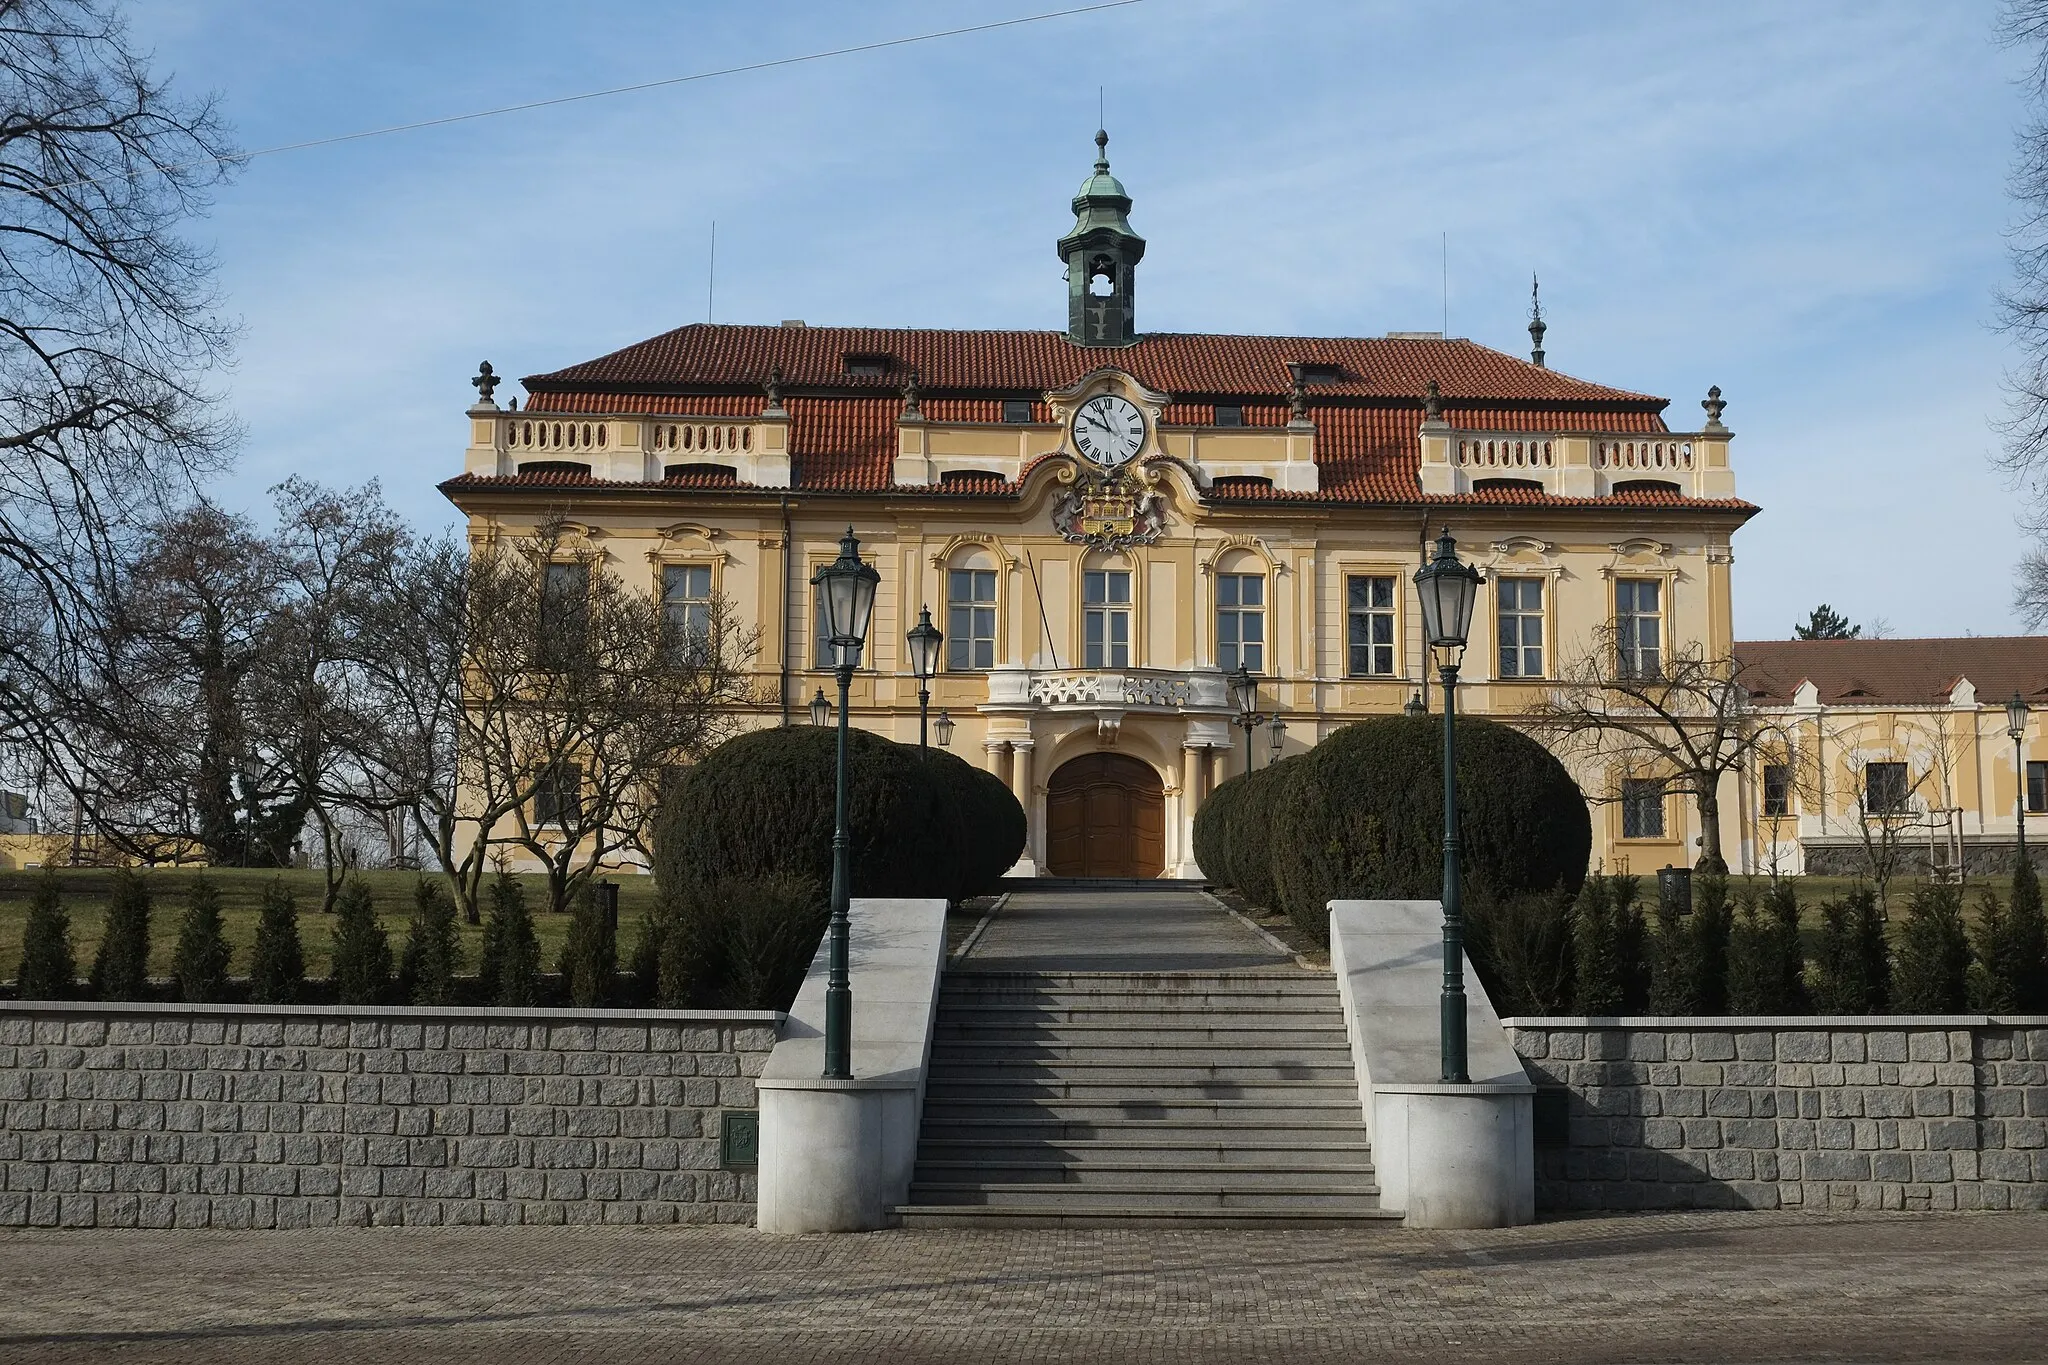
(1863, 761, 1911, 817)
(1613, 577, 1665, 680)
(2030, 760, 2048, 816)
(1619, 776, 1668, 840)
(1761, 763, 1791, 819)
(1494, 575, 1547, 681)
(945, 563, 999, 672)
(1001, 399, 1034, 424)
(1215, 570, 1267, 674)
(1081, 565, 1135, 670)
(1344, 573, 1399, 678)
(534, 760, 583, 828)
(538, 559, 591, 670)
(660, 561, 715, 663)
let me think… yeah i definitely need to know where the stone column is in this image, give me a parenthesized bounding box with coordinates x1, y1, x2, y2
(985, 740, 1011, 786)
(1179, 744, 1207, 878)
(1009, 738, 1037, 875)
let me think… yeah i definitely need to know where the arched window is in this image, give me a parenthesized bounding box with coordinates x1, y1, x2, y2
(1215, 551, 1266, 673)
(946, 550, 997, 671)
(1082, 555, 1133, 669)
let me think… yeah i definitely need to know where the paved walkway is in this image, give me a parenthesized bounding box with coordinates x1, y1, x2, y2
(1, 1213, 2045, 1362)
(959, 886, 1295, 972)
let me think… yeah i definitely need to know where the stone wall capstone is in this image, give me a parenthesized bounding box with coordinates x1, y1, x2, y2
(1506, 1017, 2048, 1214)
(0, 1001, 780, 1230)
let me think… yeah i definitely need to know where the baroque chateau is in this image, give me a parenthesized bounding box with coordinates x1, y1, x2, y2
(443, 130, 1758, 878)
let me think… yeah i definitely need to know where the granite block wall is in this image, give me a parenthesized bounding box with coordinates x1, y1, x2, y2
(0, 1002, 781, 1229)
(1506, 1017, 2048, 1214)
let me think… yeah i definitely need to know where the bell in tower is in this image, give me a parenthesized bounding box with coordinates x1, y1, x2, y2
(1058, 130, 1146, 347)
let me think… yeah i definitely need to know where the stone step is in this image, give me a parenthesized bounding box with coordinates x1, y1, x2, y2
(928, 1042, 1355, 1066)
(912, 1158, 1376, 1187)
(893, 1204, 1403, 1229)
(935, 1005, 1344, 1028)
(934, 1023, 1349, 1047)
(904, 1181, 1382, 1211)
(921, 1096, 1361, 1122)
(942, 983, 1335, 1004)
(914, 1142, 1375, 1171)
(925, 1074, 1359, 1099)
(917, 1117, 1370, 1143)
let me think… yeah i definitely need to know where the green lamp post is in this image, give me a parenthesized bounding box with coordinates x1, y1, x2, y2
(1413, 528, 1483, 1084)
(2011, 692, 2031, 869)
(906, 605, 943, 753)
(1228, 665, 1260, 776)
(809, 529, 879, 1080)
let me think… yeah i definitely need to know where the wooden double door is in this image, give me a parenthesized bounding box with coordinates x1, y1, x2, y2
(1045, 753, 1165, 880)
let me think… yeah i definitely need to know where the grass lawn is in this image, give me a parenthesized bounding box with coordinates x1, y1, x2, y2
(0, 867, 665, 986)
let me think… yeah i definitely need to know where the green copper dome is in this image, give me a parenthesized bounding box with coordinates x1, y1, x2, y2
(1063, 129, 1140, 243)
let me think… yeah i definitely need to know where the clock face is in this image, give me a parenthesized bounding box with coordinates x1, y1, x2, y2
(1071, 393, 1147, 468)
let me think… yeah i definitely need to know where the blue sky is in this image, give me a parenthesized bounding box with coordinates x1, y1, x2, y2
(131, 0, 2023, 640)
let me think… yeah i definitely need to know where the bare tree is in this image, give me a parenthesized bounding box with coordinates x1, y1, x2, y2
(0, 2, 238, 764)
(1523, 626, 1786, 874)
(349, 520, 759, 921)
(2002, 1, 2048, 587)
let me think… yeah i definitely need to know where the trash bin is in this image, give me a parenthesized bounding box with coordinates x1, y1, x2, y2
(1657, 865, 1693, 918)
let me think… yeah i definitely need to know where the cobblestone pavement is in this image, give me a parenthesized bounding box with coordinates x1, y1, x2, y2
(2, 1212, 2046, 1363)
(961, 888, 1294, 972)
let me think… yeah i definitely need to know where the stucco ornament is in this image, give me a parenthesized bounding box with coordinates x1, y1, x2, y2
(1051, 459, 1166, 551)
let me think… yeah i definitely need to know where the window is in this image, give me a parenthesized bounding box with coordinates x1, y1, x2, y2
(1216, 572, 1265, 672)
(842, 352, 890, 378)
(1213, 404, 1244, 427)
(539, 561, 589, 668)
(1762, 763, 1790, 818)
(1864, 762, 1911, 816)
(947, 567, 997, 670)
(535, 762, 582, 827)
(1083, 569, 1132, 668)
(2031, 761, 2048, 815)
(1292, 362, 1344, 386)
(662, 564, 712, 661)
(1621, 778, 1666, 839)
(1496, 577, 1545, 679)
(1345, 575, 1396, 676)
(1615, 578, 1662, 679)
(1001, 400, 1034, 424)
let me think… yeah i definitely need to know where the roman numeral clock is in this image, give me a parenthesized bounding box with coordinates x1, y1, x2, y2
(1052, 379, 1166, 552)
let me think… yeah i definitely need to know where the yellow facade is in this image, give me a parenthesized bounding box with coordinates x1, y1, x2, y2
(450, 368, 1748, 879)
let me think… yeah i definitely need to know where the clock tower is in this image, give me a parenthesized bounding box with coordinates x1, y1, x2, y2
(1058, 130, 1146, 346)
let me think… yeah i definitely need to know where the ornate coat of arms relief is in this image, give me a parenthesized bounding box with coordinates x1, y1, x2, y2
(1050, 461, 1167, 551)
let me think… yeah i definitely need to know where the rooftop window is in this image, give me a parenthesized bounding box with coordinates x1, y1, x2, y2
(842, 352, 891, 378)
(1292, 362, 1344, 385)
(1612, 479, 1682, 497)
(1213, 404, 1244, 427)
(1001, 400, 1034, 424)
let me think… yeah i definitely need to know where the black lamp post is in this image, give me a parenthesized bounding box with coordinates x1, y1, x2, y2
(906, 605, 943, 753)
(2011, 692, 2031, 870)
(934, 708, 955, 748)
(1413, 528, 1483, 1085)
(809, 528, 879, 1080)
(1228, 665, 1261, 776)
(808, 687, 831, 727)
(1268, 710, 1286, 764)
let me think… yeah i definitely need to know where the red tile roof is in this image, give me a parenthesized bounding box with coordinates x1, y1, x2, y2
(1735, 637, 2048, 705)
(456, 322, 1749, 512)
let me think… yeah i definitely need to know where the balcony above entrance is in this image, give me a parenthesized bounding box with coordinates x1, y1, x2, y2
(983, 667, 1231, 714)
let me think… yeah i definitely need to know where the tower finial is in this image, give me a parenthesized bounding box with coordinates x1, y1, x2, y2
(1528, 274, 1547, 369)
(1094, 127, 1110, 172)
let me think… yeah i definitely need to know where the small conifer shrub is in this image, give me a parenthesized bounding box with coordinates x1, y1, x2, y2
(1972, 859, 2048, 1012)
(248, 878, 306, 1004)
(15, 872, 76, 1000)
(1892, 882, 1971, 1013)
(1649, 873, 1730, 1015)
(1726, 879, 1806, 1015)
(477, 870, 541, 1007)
(1811, 887, 1889, 1014)
(399, 878, 464, 1005)
(171, 875, 232, 1004)
(329, 878, 393, 1006)
(89, 868, 152, 1001)
(558, 884, 617, 1007)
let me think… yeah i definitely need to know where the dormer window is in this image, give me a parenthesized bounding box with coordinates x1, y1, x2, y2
(843, 352, 891, 378)
(1214, 404, 1244, 428)
(1002, 400, 1034, 424)
(1292, 362, 1344, 386)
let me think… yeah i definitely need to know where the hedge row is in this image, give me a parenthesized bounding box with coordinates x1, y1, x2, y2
(1195, 714, 1593, 944)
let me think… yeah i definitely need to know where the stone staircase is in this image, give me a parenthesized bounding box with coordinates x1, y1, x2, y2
(895, 969, 1397, 1227)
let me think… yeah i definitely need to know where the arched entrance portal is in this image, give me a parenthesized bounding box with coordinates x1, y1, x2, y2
(1045, 753, 1165, 879)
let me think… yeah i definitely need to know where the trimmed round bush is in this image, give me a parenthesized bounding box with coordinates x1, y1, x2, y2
(1207, 715, 1590, 944)
(655, 725, 1026, 906)
(1191, 770, 1246, 891)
